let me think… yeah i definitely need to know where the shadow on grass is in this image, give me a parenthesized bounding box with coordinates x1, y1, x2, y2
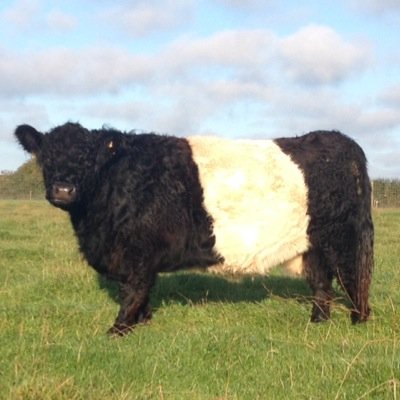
(97, 271, 314, 310)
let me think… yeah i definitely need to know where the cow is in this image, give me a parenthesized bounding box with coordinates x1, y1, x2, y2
(15, 123, 374, 336)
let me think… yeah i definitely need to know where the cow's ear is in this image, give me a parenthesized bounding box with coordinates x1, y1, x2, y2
(15, 125, 43, 155)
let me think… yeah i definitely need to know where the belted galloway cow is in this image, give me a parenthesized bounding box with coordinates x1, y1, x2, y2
(15, 123, 374, 335)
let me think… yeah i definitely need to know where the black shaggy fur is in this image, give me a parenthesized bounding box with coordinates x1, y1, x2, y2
(15, 123, 374, 335)
(275, 131, 374, 323)
(15, 123, 221, 335)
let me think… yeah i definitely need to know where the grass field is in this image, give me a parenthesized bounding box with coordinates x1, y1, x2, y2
(0, 200, 399, 399)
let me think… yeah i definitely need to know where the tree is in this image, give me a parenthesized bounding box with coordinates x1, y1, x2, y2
(0, 159, 44, 199)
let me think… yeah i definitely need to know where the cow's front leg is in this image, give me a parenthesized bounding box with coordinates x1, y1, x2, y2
(108, 270, 155, 337)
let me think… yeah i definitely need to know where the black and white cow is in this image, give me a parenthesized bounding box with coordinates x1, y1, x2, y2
(15, 123, 374, 335)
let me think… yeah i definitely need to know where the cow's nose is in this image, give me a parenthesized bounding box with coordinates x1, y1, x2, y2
(51, 183, 77, 204)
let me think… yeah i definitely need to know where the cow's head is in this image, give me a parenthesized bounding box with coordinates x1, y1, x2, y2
(15, 123, 122, 211)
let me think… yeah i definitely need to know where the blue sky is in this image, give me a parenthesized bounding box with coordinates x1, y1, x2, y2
(1, 0, 400, 178)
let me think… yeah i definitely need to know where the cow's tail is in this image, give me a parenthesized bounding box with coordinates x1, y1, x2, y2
(351, 162, 374, 324)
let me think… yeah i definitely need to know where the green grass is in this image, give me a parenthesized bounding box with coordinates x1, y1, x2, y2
(0, 200, 399, 399)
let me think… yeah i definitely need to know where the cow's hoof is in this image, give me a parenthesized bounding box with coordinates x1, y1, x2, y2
(351, 308, 370, 324)
(310, 308, 330, 323)
(107, 324, 134, 337)
(310, 314, 328, 323)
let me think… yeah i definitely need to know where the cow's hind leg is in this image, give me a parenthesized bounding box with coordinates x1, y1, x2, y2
(335, 219, 373, 324)
(336, 234, 373, 323)
(108, 269, 156, 337)
(352, 222, 373, 324)
(304, 250, 334, 322)
(336, 268, 371, 324)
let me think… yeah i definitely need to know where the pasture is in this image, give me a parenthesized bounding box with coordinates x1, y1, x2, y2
(0, 200, 399, 399)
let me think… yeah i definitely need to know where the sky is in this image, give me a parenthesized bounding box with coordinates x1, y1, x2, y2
(1, 0, 400, 178)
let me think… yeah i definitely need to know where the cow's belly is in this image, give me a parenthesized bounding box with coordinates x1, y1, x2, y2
(188, 136, 310, 275)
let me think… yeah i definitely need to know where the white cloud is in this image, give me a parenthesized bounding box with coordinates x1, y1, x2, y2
(205, 79, 270, 104)
(379, 84, 400, 108)
(357, 108, 400, 133)
(0, 29, 278, 99)
(351, 0, 400, 14)
(46, 10, 77, 32)
(279, 25, 371, 85)
(0, 99, 50, 142)
(0, 46, 152, 97)
(100, 0, 194, 37)
(262, 86, 361, 137)
(1, 0, 41, 30)
(0, 25, 370, 100)
(163, 29, 277, 71)
(216, 0, 276, 10)
(1, 1, 77, 34)
(82, 100, 152, 129)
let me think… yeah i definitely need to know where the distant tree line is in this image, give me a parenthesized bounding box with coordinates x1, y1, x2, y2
(372, 179, 400, 208)
(1, 159, 399, 207)
(0, 159, 45, 200)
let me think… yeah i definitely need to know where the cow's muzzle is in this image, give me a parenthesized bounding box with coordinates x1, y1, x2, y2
(49, 182, 78, 209)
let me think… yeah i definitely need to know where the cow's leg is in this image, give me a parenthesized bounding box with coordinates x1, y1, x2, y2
(303, 250, 334, 322)
(108, 268, 156, 336)
(336, 257, 372, 324)
(331, 220, 373, 323)
(348, 225, 373, 324)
